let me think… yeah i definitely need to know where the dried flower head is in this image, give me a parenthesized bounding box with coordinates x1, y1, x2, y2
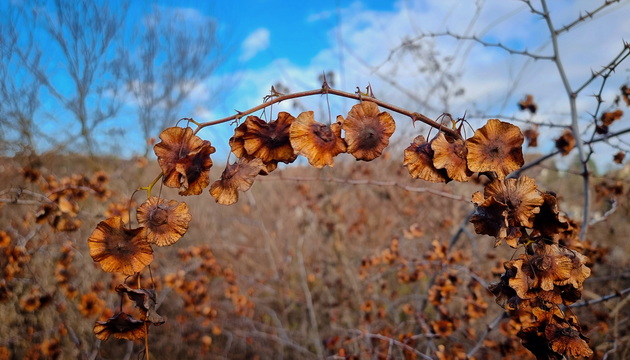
(555, 129, 575, 156)
(40, 338, 61, 358)
(431, 133, 472, 182)
(289, 111, 346, 168)
(531, 192, 569, 237)
(507, 243, 590, 304)
(601, 109, 623, 126)
(154, 127, 216, 195)
(470, 192, 510, 244)
(403, 135, 449, 183)
(136, 197, 191, 247)
(484, 176, 544, 229)
(518, 94, 537, 114)
(488, 265, 520, 311)
(19, 286, 51, 312)
(338, 102, 396, 161)
(210, 157, 265, 205)
(229, 113, 297, 174)
(78, 292, 106, 317)
(93, 312, 146, 341)
(51, 213, 82, 232)
(116, 284, 165, 325)
(471, 176, 543, 247)
(88, 217, 153, 275)
(523, 126, 539, 147)
(613, 151, 625, 164)
(466, 119, 524, 179)
(0, 231, 11, 248)
(518, 325, 563, 360)
(21, 167, 41, 182)
(545, 320, 593, 358)
(431, 320, 455, 337)
(622, 84, 630, 106)
(245, 113, 297, 163)
(91, 170, 109, 187)
(228, 121, 248, 158)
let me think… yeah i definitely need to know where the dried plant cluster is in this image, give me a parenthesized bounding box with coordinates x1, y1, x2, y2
(2, 6, 630, 355)
(0, 80, 628, 358)
(2, 0, 630, 357)
(0, 76, 627, 358)
(70, 77, 627, 359)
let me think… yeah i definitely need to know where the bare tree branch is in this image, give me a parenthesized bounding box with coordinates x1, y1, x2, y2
(119, 5, 226, 155)
(15, 0, 130, 155)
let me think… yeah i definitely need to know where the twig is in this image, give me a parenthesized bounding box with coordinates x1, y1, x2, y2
(509, 152, 556, 178)
(88, 339, 101, 360)
(474, 114, 569, 129)
(231, 328, 317, 358)
(570, 286, 630, 308)
(603, 339, 619, 360)
(467, 311, 507, 358)
(556, 0, 623, 35)
(349, 330, 433, 360)
(262, 174, 467, 202)
(539, 0, 590, 241)
(297, 235, 324, 358)
(195, 87, 461, 140)
(380, 30, 552, 68)
(574, 45, 630, 96)
(588, 199, 618, 226)
(0, 187, 54, 205)
(449, 210, 474, 248)
(512, 126, 630, 179)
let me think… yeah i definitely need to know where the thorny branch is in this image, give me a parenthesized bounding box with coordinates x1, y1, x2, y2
(390, 31, 554, 61)
(555, 0, 623, 35)
(537, 0, 590, 241)
(194, 87, 461, 140)
(575, 44, 630, 96)
(258, 175, 468, 202)
(570, 286, 630, 308)
(467, 311, 507, 358)
(511, 126, 630, 180)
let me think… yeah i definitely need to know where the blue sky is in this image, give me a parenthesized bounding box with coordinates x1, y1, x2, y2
(4, 0, 630, 166)
(169, 0, 630, 166)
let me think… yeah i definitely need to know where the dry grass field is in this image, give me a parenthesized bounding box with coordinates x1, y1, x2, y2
(1, 147, 629, 359)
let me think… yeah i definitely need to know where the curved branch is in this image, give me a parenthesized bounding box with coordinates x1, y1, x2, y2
(510, 126, 630, 179)
(555, 0, 623, 35)
(195, 87, 461, 140)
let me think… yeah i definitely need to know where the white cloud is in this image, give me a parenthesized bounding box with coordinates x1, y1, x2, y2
(142, 5, 213, 30)
(240, 28, 270, 62)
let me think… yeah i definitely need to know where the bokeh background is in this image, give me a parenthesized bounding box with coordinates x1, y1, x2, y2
(1, 0, 630, 359)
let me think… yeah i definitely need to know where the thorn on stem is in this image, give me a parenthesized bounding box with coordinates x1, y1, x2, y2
(321, 71, 331, 92)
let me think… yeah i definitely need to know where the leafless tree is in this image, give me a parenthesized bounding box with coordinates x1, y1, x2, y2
(118, 5, 225, 155)
(0, 7, 42, 155)
(1, 1, 227, 157)
(11, 0, 131, 156)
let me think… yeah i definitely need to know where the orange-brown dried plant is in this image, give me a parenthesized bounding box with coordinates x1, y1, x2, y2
(210, 157, 265, 205)
(289, 111, 346, 168)
(88, 216, 153, 275)
(137, 196, 191, 246)
(154, 126, 216, 195)
(338, 101, 396, 161)
(466, 119, 524, 179)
